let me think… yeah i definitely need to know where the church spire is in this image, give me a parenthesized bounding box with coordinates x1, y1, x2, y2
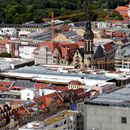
(84, 21, 94, 54)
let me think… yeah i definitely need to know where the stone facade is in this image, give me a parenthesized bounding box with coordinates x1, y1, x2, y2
(34, 21, 115, 70)
(115, 44, 130, 71)
(84, 104, 130, 130)
(34, 46, 53, 65)
(34, 42, 77, 66)
(73, 49, 84, 68)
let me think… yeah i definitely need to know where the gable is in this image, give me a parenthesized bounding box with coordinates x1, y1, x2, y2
(94, 45, 105, 59)
(53, 48, 61, 57)
(73, 49, 83, 60)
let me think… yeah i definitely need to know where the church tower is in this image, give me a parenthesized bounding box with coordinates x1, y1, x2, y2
(83, 21, 94, 68)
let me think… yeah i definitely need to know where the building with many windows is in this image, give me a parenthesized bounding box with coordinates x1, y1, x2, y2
(19, 110, 83, 130)
(33, 42, 78, 66)
(34, 46, 53, 65)
(84, 85, 130, 130)
(115, 42, 130, 71)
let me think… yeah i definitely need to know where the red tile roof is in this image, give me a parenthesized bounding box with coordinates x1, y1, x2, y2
(74, 88, 85, 93)
(74, 88, 90, 99)
(61, 24, 69, 32)
(52, 86, 68, 91)
(12, 106, 29, 119)
(68, 80, 82, 85)
(40, 104, 46, 109)
(34, 83, 49, 89)
(116, 6, 128, 11)
(17, 109, 28, 116)
(34, 92, 63, 109)
(76, 42, 85, 48)
(115, 6, 129, 20)
(121, 13, 129, 19)
(103, 43, 113, 54)
(60, 46, 68, 58)
(61, 44, 78, 60)
(12, 100, 22, 105)
(0, 38, 8, 46)
(37, 41, 79, 60)
(39, 41, 60, 52)
(0, 81, 12, 92)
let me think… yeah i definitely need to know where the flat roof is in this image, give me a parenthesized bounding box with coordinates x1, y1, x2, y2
(44, 110, 78, 126)
(8, 66, 112, 81)
(93, 39, 113, 46)
(0, 58, 34, 65)
(0, 98, 30, 104)
(85, 85, 130, 107)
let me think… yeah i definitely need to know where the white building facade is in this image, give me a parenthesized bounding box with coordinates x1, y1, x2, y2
(19, 110, 83, 130)
(34, 46, 53, 65)
(0, 28, 17, 36)
(21, 88, 39, 100)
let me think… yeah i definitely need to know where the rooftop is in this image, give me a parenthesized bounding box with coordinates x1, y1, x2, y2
(116, 6, 128, 11)
(21, 20, 64, 28)
(44, 110, 78, 126)
(0, 58, 34, 65)
(7, 66, 112, 81)
(0, 98, 29, 105)
(85, 84, 130, 107)
(13, 80, 35, 88)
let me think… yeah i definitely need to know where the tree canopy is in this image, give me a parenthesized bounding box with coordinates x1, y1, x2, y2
(0, 52, 11, 57)
(0, 0, 129, 24)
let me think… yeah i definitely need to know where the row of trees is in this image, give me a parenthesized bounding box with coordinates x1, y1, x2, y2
(0, 0, 129, 24)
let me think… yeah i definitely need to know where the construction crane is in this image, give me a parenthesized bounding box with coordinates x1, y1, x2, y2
(43, 12, 86, 21)
(42, 12, 86, 41)
(42, 12, 115, 68)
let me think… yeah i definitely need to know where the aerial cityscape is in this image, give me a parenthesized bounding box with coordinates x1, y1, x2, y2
(0, 0, 130, 130)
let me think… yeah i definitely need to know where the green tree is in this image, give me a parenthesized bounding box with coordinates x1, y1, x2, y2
(109, 11, 123, 20)
(0, 52, 11, 57)
(0, 0, 129, 23)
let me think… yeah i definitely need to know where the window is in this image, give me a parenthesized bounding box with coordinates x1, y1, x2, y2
(121, 117, 127, 124)
(27, 98, 30, 100)
(64, 120, 66, 124)
(54, 124, 58, 128)
(27, 93, 30, 96)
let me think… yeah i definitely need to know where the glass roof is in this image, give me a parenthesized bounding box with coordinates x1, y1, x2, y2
(10, 66, 112, 81)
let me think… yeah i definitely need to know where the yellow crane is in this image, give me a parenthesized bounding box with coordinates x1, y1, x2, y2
(42, 12, 86, 41)
(42, 12, 115, 67)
